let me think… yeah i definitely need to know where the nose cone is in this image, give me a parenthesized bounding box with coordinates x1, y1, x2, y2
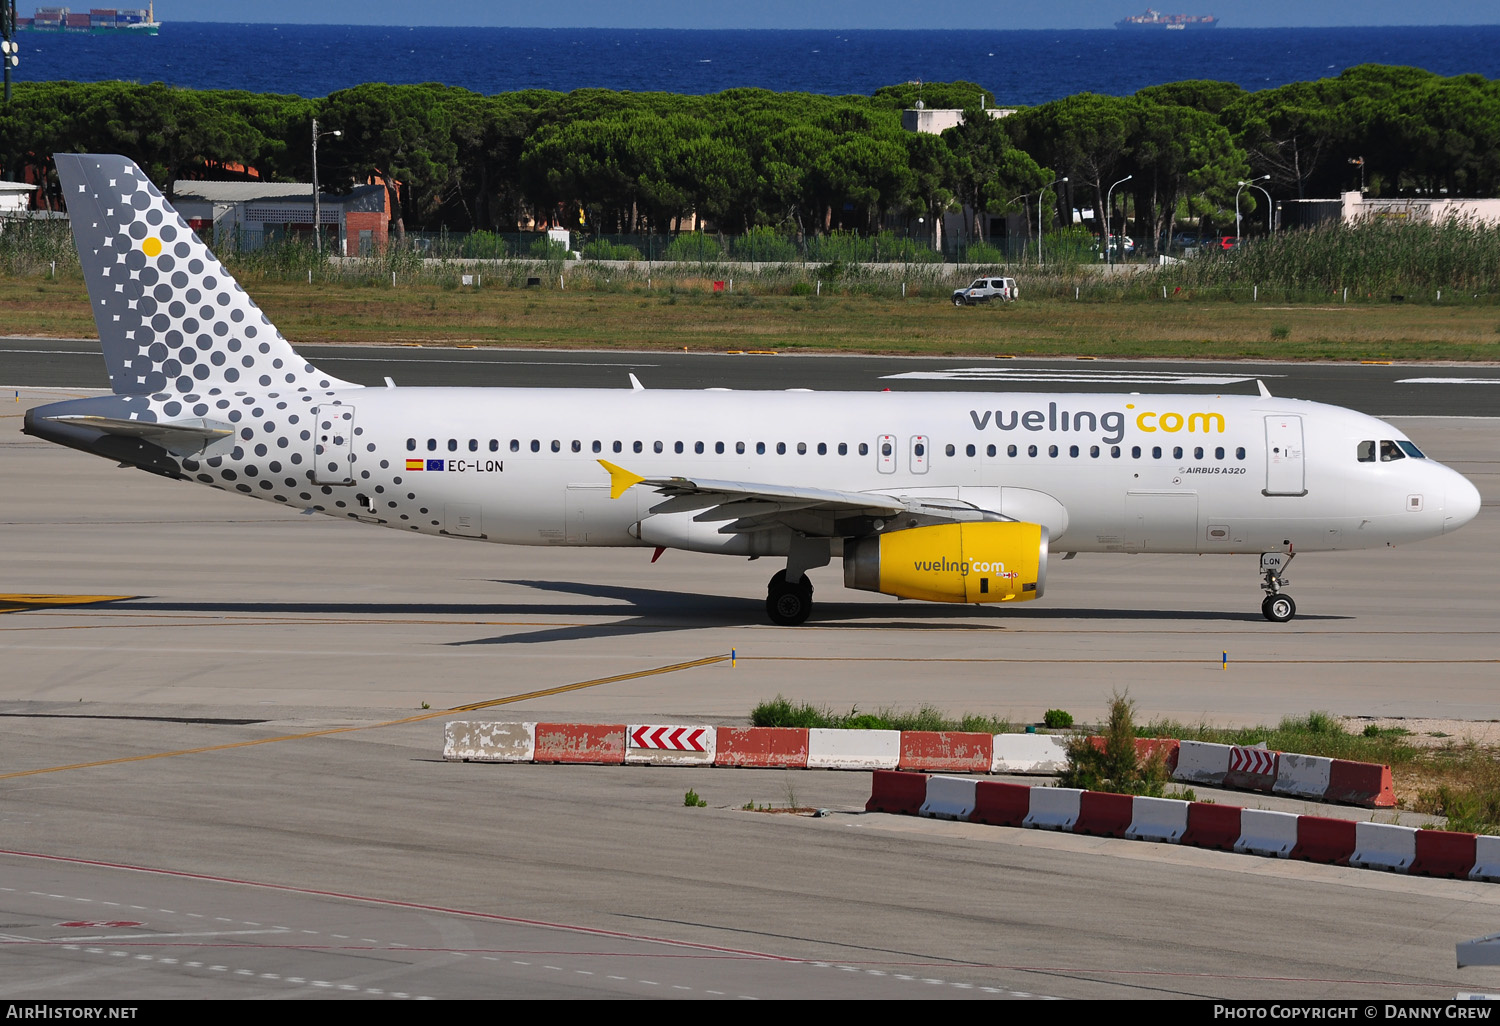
(1445, 475, 1482, 534)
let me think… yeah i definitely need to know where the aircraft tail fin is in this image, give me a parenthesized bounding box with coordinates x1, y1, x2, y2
(54, 153, 357, 397)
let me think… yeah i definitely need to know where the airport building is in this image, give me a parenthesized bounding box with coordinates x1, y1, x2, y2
(169, 180, 390, 256)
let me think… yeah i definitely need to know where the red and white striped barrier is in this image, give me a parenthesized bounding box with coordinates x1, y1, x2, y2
(442, 721, 1397, 807)
(865, 771, 1492, 884)
(626, 723, 716, 766)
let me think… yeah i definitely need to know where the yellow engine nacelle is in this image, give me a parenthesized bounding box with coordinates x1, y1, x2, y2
(843, 522, 1049, 603)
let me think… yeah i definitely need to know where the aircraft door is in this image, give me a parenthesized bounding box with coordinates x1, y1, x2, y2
(877, 434, 896, 474)
(311, 405, 355, 485)
(910, 435, 929, 474)
(1264, 415, 1307, 496)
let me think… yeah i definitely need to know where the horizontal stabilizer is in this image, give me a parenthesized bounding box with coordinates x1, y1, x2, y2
(45, 414, 234, 456)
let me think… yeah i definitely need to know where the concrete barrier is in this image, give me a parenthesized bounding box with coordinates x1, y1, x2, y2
(713, 727, 809, 769)
(1023, 787, 1083, 831)
(626, 723, 716, 766)
(1411, 830, 1478, 879)
(972, 781, 1033, 827)
(1350, 821, 1419, 872)
(1127, 796, 1190, 843)
(1181, 802, 1243, 851)
(1234, 808, 1299, 857)
(1174, 740, 1232, 785)
(807, 728, 900, 770)
(866, 769, 928, 815)
(444, 720, 535, 762)
(1470, 836, 1500, 883)
(1291, 815, 1356, 866)
(990, 733, 1069, 774)
(1224, 745, 1280, 792)
(920, 775, 978, 820)
(899, 731, 993, 773)
(1326, 759, 1397, 808)
(1074, 791, 1134, 838)
(534, 722, 627, 764)
(1273, 752, 1334, 800)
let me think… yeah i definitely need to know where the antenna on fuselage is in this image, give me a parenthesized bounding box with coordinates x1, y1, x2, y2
(1256, 379, 1273, 398)
(629, 373, 645, 391)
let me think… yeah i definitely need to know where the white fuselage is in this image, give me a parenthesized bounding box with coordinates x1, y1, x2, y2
(185, 385, 1477, 557)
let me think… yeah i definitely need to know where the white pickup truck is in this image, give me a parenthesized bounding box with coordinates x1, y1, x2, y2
(951, 276, 1018, 305)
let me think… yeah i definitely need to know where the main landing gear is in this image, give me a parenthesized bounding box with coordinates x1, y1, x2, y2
(1259, 551, 1296, 623)
(765, 535, 831, 626)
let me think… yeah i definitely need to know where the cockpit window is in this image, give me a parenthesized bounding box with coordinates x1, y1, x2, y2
(1396, 440, 1426, 459)
(1357, 440, 1376, 463)
(1379, 439, 1405, 462)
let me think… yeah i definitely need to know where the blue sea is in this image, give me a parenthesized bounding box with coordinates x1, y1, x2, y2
(11, 23, 1500, 101)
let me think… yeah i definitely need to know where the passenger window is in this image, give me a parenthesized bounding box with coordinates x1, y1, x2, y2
(945, 444, 955, 457)
(1110, 446, 1121, 458)
(551, 440, 560, 452)
(859, 443, 868, 456)
(1358, 440, 1376, 462)
(1380, 440, 1405, 462)
(1172, 446, 1183, 459)
(838, 443, 848, 455)
(1027, 445, 1037, 457)
(776, 442, 786, 455)
(674, 441, 683, 454)
(737, 442, 746, 454)
(592, 441, 602, 453)
(1236, 447, 1246, 460)
(966, 444, 976, 457)
(490, 440, 500, 452)
(881, 441, 892, 457)
(1068, 445, 1079, 457)
(694, 441, 704, 454)
(406, 438, 416, 451)
(1152, 446, 1162, 459)
(798, 442, 807, 455)
(427, 438, 437, 451)
(1193, 447, 1204, 460)
(1007, 444, 1017, 457)
(715, 442, 725, 454)
(613, 441, 623, 453)
(510, 439, 519, 452)
(1090, 445, 1099, 458)
(571, 440, 581, 453)
(633, 441, 643, 453)
(817, 443, 827, 455)
(1049, 445, 1059, 458)
(987, 444, 996, 457)
(448, 439, 458, 452)
(654, 441, 664, 454)
(915, 442, 927, 457)
(531, 439, 540, 452)
(756, 442, 766, 455)
(469, 439, 479, 452)
(1132, 446, 1141, 458)
(1215, 447, 1225, 460)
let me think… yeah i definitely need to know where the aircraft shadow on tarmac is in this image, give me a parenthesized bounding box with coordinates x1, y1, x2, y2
(104, 581, 1346, 648)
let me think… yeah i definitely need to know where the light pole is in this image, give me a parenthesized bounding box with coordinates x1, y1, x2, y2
(1104, 174, 1132, 267)
(1036, 176, 1067, 264)
(1235, 175, 1270, 245)
(2, 1, 18, 108)
(310, 118, 342, 254)
(1249, 180, 1274, 235)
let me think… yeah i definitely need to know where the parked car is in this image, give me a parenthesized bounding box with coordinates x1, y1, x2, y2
(951, 276, 1018, 305)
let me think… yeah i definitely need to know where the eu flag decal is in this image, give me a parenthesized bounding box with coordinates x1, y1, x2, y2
(426, 459, 445, 472)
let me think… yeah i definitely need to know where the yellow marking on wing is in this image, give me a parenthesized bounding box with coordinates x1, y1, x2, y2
(0, 594, 133, 614)
(597, 459, 645, 499)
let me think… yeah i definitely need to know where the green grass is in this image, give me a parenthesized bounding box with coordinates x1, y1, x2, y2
(750, 695, 1012, 734)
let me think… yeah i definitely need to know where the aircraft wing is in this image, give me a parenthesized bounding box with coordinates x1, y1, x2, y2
(598, 459, 997, 537)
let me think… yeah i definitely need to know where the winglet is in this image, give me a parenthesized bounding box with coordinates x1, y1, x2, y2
(1256, 379, 1273, 398)
(598, 459, 645, 499)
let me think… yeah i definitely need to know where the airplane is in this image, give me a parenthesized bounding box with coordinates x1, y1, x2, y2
(23, 154, 1483, 625)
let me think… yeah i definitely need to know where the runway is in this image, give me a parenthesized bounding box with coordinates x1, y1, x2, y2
(2, 345, 1499, 1000)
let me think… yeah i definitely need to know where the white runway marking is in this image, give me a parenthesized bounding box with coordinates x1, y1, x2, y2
(1397, 377, 1500, 384)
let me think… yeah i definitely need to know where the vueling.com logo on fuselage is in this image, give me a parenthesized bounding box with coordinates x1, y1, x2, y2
(912, 557, 1018, 579)
(968, 402, 1225, 445)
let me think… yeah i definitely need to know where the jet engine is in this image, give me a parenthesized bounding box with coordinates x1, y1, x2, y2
(843, 522, 1048, 603)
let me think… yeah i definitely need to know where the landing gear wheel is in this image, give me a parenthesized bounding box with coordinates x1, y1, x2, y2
(766, 570, 814, 626)
(1262, 593, 1296, 623)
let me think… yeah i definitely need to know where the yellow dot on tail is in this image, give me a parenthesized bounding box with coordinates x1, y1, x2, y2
(142, 237, 161, 257)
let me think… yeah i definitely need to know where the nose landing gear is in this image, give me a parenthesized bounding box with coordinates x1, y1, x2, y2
(1259, 551, 1296, 622)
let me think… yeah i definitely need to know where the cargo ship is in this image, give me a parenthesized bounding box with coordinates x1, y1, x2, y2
(18, 4, 160, 34)
(1115, 9, 1218, 29)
